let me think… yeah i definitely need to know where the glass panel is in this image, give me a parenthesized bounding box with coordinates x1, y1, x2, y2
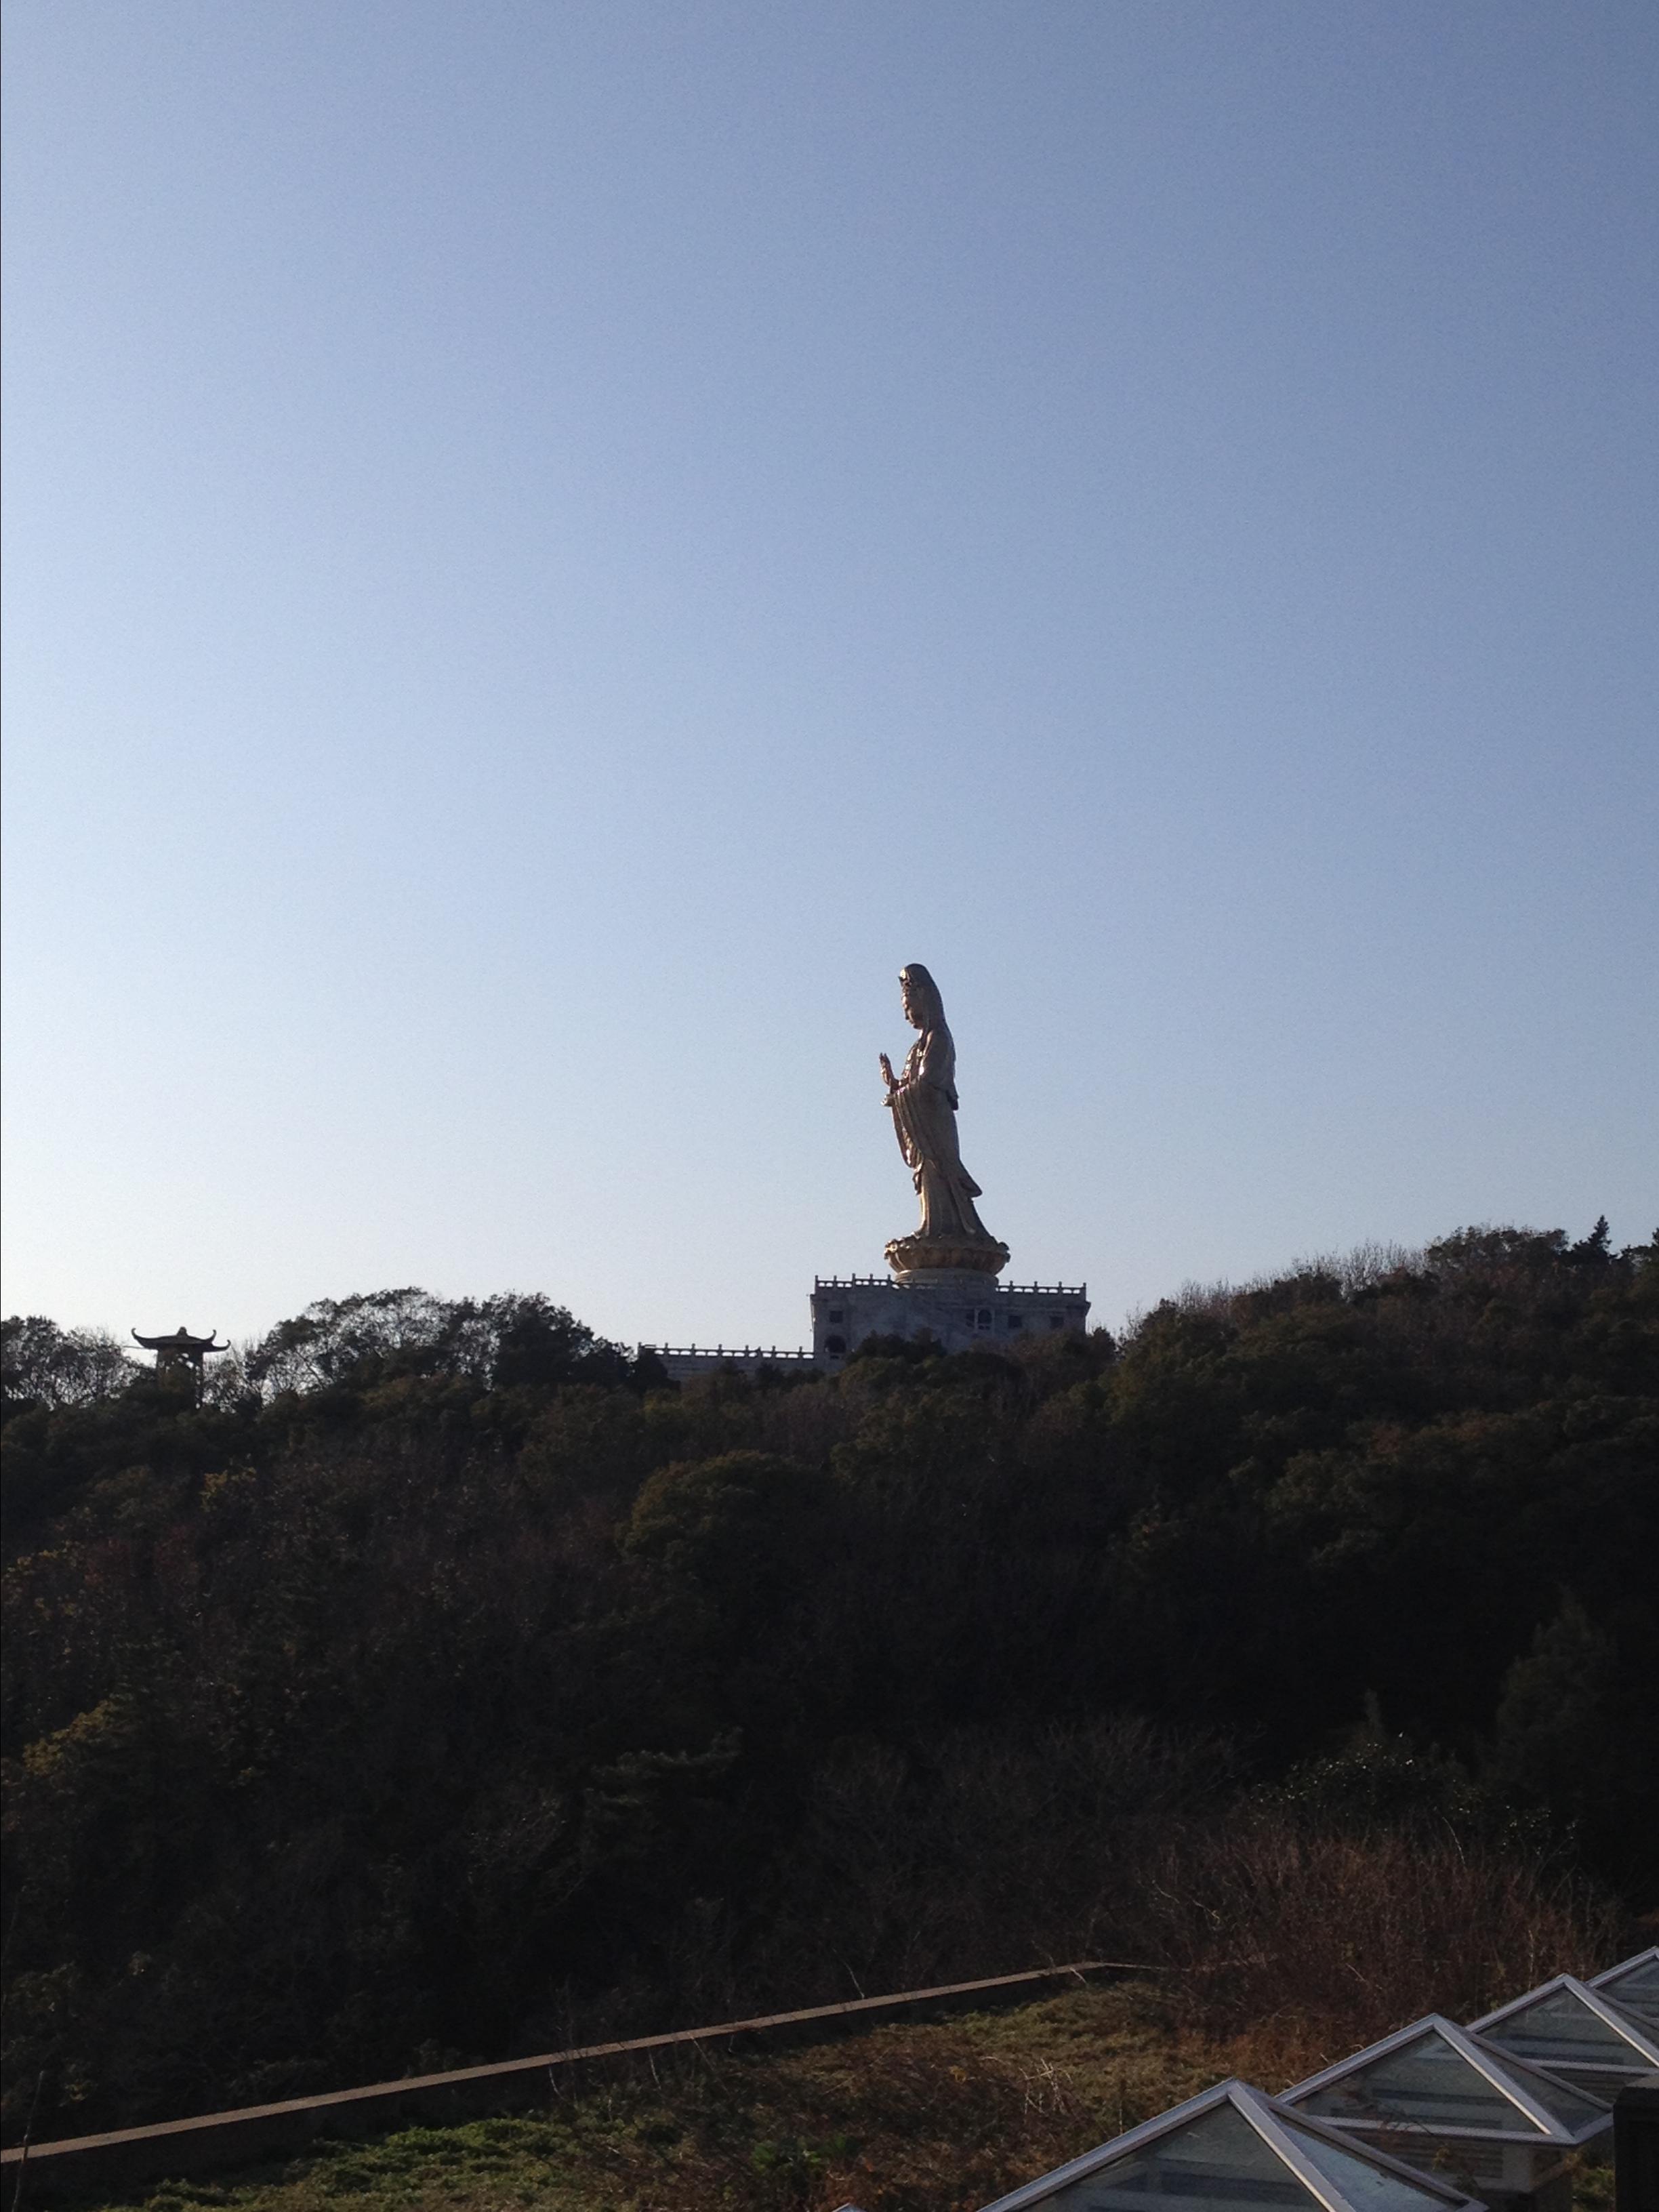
(1275, 2116, 1462, 2212)
(1036, 2104, 1322, 2212)
(1481, 1987, 1639, 2067)
(1297, 2032, 1536, 2136)
(1494, 2056, 1607, 2131)
(1595, 1959, 1659, 2033)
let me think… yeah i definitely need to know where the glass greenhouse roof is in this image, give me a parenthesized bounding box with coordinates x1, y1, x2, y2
(1589, 1950, 1659, 2036)
(1286, 2019, 1608, 2144)
(1038, 2101, 1315, 2212)
(1471, 1976, 1659, 2072)
(1273, 2114, 1466, 2212)
(980, 2081, 1481, 2212)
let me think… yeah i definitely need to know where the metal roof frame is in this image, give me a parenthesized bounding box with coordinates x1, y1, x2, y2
(1589, 1947, 1659, 1984)
(1587, 1948, 1659, 2023)
(1469, 1973, 1659, 2067)
(1282, 2015, 1610, 2146)
(979, 2076, 1485, 2212)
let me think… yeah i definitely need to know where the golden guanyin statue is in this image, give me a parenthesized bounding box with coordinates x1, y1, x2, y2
(880, 964, 1010, 1282)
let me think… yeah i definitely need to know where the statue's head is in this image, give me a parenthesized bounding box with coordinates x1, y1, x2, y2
(899, 964, 945, 1031)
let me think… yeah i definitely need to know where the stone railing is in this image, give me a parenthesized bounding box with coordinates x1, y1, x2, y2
(812, 1275, 1086, 1297)
(640, 1344, 815, 1363)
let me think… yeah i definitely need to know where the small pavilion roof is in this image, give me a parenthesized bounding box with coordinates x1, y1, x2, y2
(132, 1327, 227, 1352)
(979, 2077, 1486, 2212)
(1282, 2015, 1610, 2147)
(1586, 1949, 1659, 2037)
(1469, 1972, 1659, 2074)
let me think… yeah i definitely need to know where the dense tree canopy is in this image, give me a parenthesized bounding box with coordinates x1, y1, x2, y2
(2, 1227, 1654, 2141)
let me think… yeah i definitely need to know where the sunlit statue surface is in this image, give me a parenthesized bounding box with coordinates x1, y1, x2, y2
(880, 964, 1010, 1281)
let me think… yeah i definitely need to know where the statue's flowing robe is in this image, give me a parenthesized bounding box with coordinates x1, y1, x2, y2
(889, 1021, 994, 1242)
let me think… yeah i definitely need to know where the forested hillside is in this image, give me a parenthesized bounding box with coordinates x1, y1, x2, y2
(3, 1223, 1654, 2145)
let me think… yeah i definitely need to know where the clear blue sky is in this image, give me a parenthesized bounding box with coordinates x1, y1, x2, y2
(3, 1, 1655, 1351)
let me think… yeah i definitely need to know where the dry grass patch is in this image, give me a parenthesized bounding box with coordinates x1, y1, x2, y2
(80, 1984, 1223, 2212)
(1146, 1817, 1623, 2059)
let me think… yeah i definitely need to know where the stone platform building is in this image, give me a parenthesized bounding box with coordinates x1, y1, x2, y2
(810, 1275, 1088, 1366)
(647, 1276, 1090, 1382)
